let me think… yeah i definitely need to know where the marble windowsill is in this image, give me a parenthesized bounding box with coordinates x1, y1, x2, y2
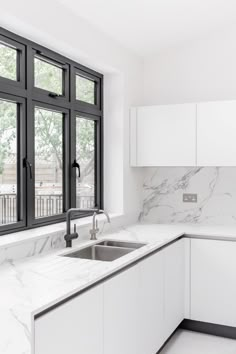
(0, 213, 122, 250)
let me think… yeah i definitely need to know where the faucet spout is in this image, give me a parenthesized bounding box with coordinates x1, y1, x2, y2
(99, 209, 111, 223)
(90, 209, 111, 241)
(64, 208, 99, 247)
(64, 208, 111, 247)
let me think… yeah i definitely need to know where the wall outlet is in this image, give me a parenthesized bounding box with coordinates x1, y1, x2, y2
(183, 193, 198, 203)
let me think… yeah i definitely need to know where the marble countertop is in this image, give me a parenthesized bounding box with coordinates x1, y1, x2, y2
(2, 222, 236, 354)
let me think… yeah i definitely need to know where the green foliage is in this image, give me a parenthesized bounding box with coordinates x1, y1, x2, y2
(76, 117, 95, 180)
(0, 44, 16, 81)
(35, 108, 63, 169)
(76, 76, 95, 104)
(76, 117, 94, 162)
(0, 101, 16, 174)
(34, 57, 62, 95)
(0, 50, 95, 181)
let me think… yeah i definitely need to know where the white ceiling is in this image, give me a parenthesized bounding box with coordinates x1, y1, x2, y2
(58, 0, 236, 57)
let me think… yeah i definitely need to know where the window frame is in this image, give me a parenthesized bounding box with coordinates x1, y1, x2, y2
(70, 112, 103, 217)
(0, 34, 25, 90)
(0, 26, 103, 236)
(28, 102, 70, 227)
(32, 48, 70, 103)
(0, 92, 26, 233)
(74, 68, 101, 108)
(72, 66, 102, 115)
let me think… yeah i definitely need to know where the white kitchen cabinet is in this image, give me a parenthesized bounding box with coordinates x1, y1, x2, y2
(163, 239, 185, 340)
(197, 100, 236, 166)
(191, 238, 236, 327)
(35, 240, 187, 354)
(138, 250, 165, 354)
(103, 265, 140, 354)
(34, 285, 103, 354)
(130, 104, 196, 166)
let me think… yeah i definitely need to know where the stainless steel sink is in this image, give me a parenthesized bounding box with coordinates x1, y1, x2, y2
(97, 240, 146, 249)
(63, 245, 134, 262)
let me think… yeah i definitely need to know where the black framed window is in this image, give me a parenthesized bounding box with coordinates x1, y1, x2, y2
(33, 105, 65, 220)
(0, 42, 17, 81)
(0, 35, 25, 89)
(34, 56, 63, 95)
(0, 27, 103, 235)
(0, 92, 26, 233)
(76, 75, 96, 104)
(75, 115, 97, 209)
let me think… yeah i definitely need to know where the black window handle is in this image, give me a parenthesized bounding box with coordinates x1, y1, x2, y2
(23, 158, 33, 179)
(48, 92, 60, 98)
(72, 160, 80, 178)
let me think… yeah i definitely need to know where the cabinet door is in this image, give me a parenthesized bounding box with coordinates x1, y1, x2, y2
(34, 285, 103, 354)
(104, 265, 139, 354)
(132, 104, 196, 166)
(163, 239, 185, 340)
(191, 238, 236, 327)
(139, 250, 165, 354)
(197, 100, 236, 166)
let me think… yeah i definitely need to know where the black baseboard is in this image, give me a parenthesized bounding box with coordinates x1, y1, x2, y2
(155, 320, 236, 353)
(180, 319, 236, 340)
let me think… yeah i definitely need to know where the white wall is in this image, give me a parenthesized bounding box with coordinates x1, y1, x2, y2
(143, 24, 236, 105)
(0, 0, 144, 222)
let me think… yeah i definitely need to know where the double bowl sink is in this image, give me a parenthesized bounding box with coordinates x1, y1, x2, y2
(63, 240, 146, 262)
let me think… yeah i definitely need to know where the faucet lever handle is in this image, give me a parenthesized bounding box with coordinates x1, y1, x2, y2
(74, 224, 76, 233)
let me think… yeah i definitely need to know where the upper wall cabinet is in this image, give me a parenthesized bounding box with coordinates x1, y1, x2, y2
(197, 100, 236, 166)
(130, 104, 197, 166)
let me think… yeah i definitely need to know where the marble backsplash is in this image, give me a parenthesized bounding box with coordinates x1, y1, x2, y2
(140, 167, 236, 225)
(0, 214, 127, 265)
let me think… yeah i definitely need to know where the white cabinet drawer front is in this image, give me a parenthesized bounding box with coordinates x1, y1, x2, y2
(136, 104, 196, 166)
(197, 100, 236, 166)
(34, 285, 103, 354)
(191, 238, 236, 327)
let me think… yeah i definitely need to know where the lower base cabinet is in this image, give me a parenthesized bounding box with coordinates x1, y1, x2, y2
(191, 238, 236, 327)
(34, 237, 236, 354)
(34, 239, 185, 354)
(34, 285, 103, 354)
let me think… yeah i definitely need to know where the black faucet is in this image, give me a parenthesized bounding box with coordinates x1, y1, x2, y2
(64, 208, 100, 247)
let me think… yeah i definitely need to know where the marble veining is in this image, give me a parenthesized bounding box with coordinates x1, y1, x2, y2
(0, 231, 65, 266)
(140, 167, 236, 224)
(2, 222, 236, 354)
(0, 224, 185, 354)
(0, 213, 120, 266)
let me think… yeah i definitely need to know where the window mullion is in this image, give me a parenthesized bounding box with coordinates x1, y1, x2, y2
(0, 94, 26, 234)
(70, 110, 77, 208)
(25, 45, 34, 228)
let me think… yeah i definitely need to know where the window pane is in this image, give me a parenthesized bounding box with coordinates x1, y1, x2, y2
(76, 116, 95, 208)
(0, 100, 17, 225)
(76, 75, 95, 104)
(35, 107, 63, 218)
(0, 43, 17, 81)
(34, 57, 63, 95)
